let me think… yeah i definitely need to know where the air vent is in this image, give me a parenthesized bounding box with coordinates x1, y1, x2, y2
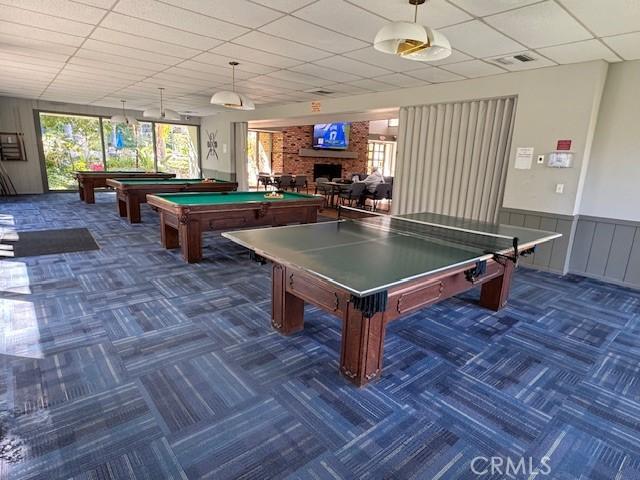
(492, 53, 537, 65)
(305, 89, 335, 96)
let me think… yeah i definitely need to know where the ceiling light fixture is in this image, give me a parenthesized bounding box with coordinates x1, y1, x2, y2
(374, 0, 451, 62)
(210, 61, 255, 111)
(143, 87, 181, 121)
(111, 100, 138, 126)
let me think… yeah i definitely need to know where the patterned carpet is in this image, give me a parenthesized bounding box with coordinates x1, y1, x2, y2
(0, 192, 639, 479)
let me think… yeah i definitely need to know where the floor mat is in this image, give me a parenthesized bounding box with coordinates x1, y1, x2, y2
(6, 227, 99, 257)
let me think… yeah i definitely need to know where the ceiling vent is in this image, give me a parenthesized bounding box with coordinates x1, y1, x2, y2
(492, 53, 537, 65)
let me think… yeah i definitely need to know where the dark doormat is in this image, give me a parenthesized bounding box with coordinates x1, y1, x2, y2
(7, 228, 99, 258)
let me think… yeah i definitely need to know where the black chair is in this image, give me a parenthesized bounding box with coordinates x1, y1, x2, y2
(293, 175, 308, 193)
(339, 182, 366, 207)
(364, 183, 392, 211)
(257, 173, 273, 190)
(276, 174, 293, 191)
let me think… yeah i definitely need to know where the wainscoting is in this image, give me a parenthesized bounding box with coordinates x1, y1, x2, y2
(498, 208, 577, 274)
(570, 215, 640, 289)
(500, 209, 640, 290)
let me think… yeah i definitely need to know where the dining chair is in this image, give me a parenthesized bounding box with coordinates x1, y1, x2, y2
(293, 175, 308, 193)
(339, 182, 366, 207)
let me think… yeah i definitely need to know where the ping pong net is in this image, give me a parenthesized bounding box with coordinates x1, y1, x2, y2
(337, 206, 520, 261)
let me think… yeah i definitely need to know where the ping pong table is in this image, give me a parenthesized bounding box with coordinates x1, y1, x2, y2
(222, 208, 561, 386)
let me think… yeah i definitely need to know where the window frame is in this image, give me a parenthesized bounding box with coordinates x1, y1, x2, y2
(34, 109, 201, 192)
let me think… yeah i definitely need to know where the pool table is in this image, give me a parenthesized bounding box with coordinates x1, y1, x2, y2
(146, 191, 325, 263)
(75, 171, 175, 204)
(106, 178, 239, 223)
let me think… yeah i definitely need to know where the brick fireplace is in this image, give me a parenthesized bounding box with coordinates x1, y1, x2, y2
(270, 122, 369, 186)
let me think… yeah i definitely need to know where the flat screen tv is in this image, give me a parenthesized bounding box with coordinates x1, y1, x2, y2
(313, 123, 350, 150)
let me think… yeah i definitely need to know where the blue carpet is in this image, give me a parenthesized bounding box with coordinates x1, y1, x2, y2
(0, 192, 639, 479)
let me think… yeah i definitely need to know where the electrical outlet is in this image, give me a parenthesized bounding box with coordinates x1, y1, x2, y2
(537, 155, 545, 164)
(555, 183, 564, 194)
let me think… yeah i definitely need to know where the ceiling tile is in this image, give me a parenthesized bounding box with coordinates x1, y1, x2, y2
(81, 39, 183, 65)
(1, 4, 95, 36)
(90, 28, 201, 59)
(343, 47, 427, 73)
(161, 0, 283, 28)
(289, 63, 362, 83)
(265, 70, 334, 87)
(0, 0, 108, 23)
(73, 0, 118, 7)
(440, 20, 526, 57)
(449, 0, 542, 16)
(232, 31, 333, 61)
(346, 0, 472, 28)
(100, 13, 224, 50)
(73, 48, 167, 72)
(487, 50, 557, 70)
(558, 0, 640, 37)
(0, 44, 69, 63)
(162, 67, 233, 85)
(259, 16, 368, 53)
(322, 83, 372, 94)
(441, 59, 506, 78)
(68, 57, 152, 77)
(425, 49, 473, 66)
(346, 79, 397, 91)
(0, 33, 78, 55)
(249, 0, 317, 13)
(237, 74, 309, 91)
(210, 43, 304, 68)
(406, 67, 465, 83)
(537, 39, 620, 64)
(0, 20, 84, 46)
(373, 73, 428, 88)
(113, 0, 249, 40)
(314, 56, 392, 77)
(485, 1, 592, 48)
(294, 0, 388, 42)
(601, 32, 640, 60)
(186, 54, 278, 75)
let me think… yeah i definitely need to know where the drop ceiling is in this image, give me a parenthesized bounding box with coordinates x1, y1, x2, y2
(0, 0, 637, 116)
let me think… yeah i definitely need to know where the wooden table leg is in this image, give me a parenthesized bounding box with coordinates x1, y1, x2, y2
(78, 181, 85, 201)
(160, 214, 179, 249)
(117, 198, 127, 217)
(178, 220, 202, 263)
(479, 260, 515, 311)
(83, 184, 95, 204)
(340, 302, 385, 387)
(271, 264, 304, 335)
(126, 198, 141, 223)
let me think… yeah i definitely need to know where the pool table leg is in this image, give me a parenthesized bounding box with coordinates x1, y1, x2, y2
(179, 221, 202, 263)
(126, 198, 141, 223)
(83, 184, 95, 204)
(117, 198, 127, 218)
(340, 303, 385, 387)
(479, 260, 515, 311)
(78, 181, 85, 201)
(271, 264, 304, 335)
(160, 214, 179, 249)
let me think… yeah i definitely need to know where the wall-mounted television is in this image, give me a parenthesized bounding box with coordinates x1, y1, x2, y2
(313, 123, 350, 150)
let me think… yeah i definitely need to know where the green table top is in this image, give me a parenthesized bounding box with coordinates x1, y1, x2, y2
(116, 178, 229, 185)
(153, 191, 319, 206)
(222, 213, 561, 297)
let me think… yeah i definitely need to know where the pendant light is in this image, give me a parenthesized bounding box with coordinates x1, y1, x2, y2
(110, 100, 138, 126)
(210, 61, 255, 111)
(374, 0, 451, 62)
(143, 87, 181, 121)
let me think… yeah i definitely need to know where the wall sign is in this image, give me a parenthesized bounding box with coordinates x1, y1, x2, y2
(514, 147, 534, 170)
(556, 139, 572, 150)
(311, 101, 321, 113)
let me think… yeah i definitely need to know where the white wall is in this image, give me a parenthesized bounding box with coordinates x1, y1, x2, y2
(203, 61, 609, 217)
(0, 96, 199, 194)
(580, 60, 640, 222)
(201, 114, 233, 178)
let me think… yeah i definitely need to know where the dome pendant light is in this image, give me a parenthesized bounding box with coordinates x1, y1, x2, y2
(210, 61, 255, 111)
(374, 0, 451, 62)
(143, 87, 181, 121)
(110, 100, 138, 126)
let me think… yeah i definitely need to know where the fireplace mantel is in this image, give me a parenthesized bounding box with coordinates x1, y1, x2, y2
(298, 148, 359, 159)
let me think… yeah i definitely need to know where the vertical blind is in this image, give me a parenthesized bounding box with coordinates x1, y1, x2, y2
(393, 96, 517, 223)
(232, 122, 249, 190)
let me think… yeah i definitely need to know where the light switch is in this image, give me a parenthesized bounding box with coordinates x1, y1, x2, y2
(537, 155, 545, 164)
(555, 183, 564, 194)
(223, 144, 228, 154)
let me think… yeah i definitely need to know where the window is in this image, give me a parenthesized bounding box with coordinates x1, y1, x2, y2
(367, 141, 396, 177)
(247, 130, 272, 188)
(155, 123, 200, 178)
(38, 112, 200, 190)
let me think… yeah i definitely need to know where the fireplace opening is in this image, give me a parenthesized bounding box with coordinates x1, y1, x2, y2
(313, 163, 342, 180)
